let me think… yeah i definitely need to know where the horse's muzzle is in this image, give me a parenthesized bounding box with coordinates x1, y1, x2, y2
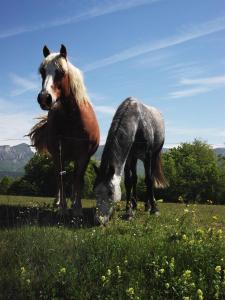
(37, 91, 52, 110)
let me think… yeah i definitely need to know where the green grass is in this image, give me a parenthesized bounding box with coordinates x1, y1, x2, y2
(0, 195, 96, 208)
(0, 196, 224, 299)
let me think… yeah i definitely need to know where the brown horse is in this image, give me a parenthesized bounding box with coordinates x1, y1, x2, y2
(29, 45, 100, 215)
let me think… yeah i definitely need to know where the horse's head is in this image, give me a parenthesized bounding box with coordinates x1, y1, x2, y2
(37, 44, 70, 110)
(94, 165, 122, 225)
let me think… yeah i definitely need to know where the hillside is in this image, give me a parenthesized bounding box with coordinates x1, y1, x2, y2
(0, 144, 33, 177)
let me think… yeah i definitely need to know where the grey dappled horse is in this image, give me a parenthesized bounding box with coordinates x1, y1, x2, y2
(94, 97, 167, 225)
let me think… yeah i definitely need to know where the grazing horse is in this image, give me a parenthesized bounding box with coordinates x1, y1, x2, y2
(29, 45, 100, 215)
(94, 97, 167, 225)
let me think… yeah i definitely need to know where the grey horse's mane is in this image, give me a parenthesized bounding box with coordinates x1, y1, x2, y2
(100, 99, 136, 172)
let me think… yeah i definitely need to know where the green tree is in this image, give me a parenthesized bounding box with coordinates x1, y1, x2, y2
(159, 140, 224, 203)
(8, 153, 97, 198)
(0, 176, 14, 194)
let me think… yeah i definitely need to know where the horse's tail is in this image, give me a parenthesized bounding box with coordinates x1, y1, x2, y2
(153, 150, 168, 188)
(27, 115, 49, 155)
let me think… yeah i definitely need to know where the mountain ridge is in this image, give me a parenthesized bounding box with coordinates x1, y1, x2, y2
(0, 143, 224, 178)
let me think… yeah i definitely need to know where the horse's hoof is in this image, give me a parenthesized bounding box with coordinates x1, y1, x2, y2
(144, 205, 151, 212)
(122, 214, 133, 221)
(95, 214, 110, 226)
(122, 209, 135, 220)
(58, 208, 68, 216)
(150, 210, 160, 216)
(72, 208, 83, 217)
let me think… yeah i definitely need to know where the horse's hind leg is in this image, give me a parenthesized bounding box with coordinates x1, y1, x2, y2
(144, 155, 159, 215)
(130, 157, 138, 210)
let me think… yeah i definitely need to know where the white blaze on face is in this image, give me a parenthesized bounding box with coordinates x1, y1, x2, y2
(42, 54, 68, 102)
(111, 174, 122, 202)
(95, 174, 122, 225)
(43, 64, 57, 102)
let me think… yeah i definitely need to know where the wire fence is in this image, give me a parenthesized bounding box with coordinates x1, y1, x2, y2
(0, 137, 224, 148)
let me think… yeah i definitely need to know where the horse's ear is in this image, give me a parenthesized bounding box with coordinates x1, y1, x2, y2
(43, 45, 50, 57)
(93, 164, 100, 176)
(60, 44, 67, 59)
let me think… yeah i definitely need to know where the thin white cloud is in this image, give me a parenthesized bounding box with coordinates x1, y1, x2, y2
(84, 16, 225, 71)
(89, 92, 108, 102)
(169, 74, 225, 98)
(134, 52, 171, 69)
(0, 94, 40, 146)
(168, 87, 211, 99)
(0, 0, 159, 39)
(10, 73, 39, 96)
(163, 62, 204, 79)
(181, 75, 225, 86)
(94, 105, 116, 115)
(0, 112, 36, 146)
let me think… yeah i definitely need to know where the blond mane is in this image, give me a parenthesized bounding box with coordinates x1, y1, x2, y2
(67, 61, 90, 105)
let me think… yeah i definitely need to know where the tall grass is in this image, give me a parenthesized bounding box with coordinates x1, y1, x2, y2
(0, 197, 224, 299)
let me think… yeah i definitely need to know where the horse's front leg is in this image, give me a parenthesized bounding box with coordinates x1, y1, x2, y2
(54, 158, 67, 210)
(124, 158, 137, 219)
(71, 157, 89, 216)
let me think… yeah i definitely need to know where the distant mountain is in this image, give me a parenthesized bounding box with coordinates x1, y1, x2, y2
(0, 143, 34, 177)
(0, 143, 224, 178)
(93, 145, 104, 161)
(214, 147, 225, 156)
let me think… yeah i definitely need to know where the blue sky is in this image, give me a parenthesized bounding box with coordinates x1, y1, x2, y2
(0, 0, 224, 147)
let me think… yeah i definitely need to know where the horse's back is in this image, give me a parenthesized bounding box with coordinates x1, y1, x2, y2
(118, 97, 165, 156)
(139, 102, 165, 146)
(120, 97, 165, 142)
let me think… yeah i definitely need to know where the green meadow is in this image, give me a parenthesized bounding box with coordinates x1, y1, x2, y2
(0, 196, 224, 299)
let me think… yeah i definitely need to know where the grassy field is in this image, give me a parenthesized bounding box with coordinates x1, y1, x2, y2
(0, 196, 224, 299)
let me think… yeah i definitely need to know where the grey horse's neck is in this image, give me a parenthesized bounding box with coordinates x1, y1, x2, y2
(101, 98, 140, 176)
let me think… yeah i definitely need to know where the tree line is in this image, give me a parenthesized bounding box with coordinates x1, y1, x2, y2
(0, 140, 224, 204)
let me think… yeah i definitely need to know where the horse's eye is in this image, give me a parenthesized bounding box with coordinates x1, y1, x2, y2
(39, 68, 46, 79)
(55, 69, 65, 81)
(108, 190, 113, 197)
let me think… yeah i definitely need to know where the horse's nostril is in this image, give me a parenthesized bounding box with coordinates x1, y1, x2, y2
(37, 93, 41, 104)
(37, 92, 52, 108)
(46, 93, 52, 106)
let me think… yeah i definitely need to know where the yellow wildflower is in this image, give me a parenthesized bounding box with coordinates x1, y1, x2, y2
(165, 283, 170, 289)
(197, 289, 204, 300)
(182, 234, 188, 241)
(196, 228, 204, 236)
(59, 267, 66, 274)
(107, 269, 112, 276)
(116, 265, 121, 277)
(215, 266, 221, 273)
(126, 287, 135, 296)
(183, 270, 192, 279)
